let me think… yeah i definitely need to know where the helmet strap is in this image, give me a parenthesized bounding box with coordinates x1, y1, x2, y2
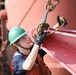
(16, 43, 31, 50)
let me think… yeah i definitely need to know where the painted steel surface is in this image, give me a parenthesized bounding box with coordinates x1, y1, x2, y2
(5, 0, 76, 30)
(29, 27, 76, 75)
(5, 0, 76, 74)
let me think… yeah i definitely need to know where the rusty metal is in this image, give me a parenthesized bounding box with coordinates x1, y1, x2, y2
(0, 40, 9, 53)
(40, 0, 68, 36)
(47, 16, 68, 35)
(0, 10, 8, 61)
(45, 0, 59, 12)
(36, 0, 60, 36)
(0, 2, 5, 5)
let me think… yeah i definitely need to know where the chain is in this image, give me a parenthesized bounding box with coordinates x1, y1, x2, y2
(46, 0, 51, 4)
(45, 0, 59, 12)
(47, 23, 64, 36)
(18, 0, 36, 26)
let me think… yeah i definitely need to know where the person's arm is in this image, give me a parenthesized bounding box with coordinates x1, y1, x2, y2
(22, 44, 39, 70)
(38, 48, 46, 59)
(22, 32, 47, 70)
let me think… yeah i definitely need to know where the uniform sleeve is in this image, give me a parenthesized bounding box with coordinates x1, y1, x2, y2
(38, 48, 46, 59)
(12, 55, 25, 74)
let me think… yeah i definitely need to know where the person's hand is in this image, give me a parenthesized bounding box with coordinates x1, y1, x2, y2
(57, 15, 68, 27)
(34, 32, 47, 46)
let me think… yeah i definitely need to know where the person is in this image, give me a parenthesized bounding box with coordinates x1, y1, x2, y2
(8, 26, 51, 75)
(8, 15, 67, 75)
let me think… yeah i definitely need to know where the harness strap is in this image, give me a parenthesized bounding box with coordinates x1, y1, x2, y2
(37, 54, 46, 66)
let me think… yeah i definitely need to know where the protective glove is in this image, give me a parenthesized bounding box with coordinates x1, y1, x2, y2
(34, 32, 47, 46)
(57, 15, 68, 27)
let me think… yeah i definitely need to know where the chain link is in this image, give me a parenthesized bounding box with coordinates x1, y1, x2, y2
(45, 0, 59, 12)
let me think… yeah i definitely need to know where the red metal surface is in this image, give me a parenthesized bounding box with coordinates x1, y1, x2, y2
(5, 0, 76, 74)
(5, 0, 76, 30)
(29, 27, 76, 75)
(42, 30, 76, 75)
(44, 54, 72, 75)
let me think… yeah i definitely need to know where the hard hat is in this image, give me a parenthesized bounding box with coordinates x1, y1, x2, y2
(8, 26, 28, 45)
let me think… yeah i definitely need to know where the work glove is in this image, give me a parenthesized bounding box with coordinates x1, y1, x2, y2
(57, 15, 68, 27)
(34, 32, 47, 46)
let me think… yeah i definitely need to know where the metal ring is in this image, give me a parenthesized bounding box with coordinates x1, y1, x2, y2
(46, 3, 56, 12)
